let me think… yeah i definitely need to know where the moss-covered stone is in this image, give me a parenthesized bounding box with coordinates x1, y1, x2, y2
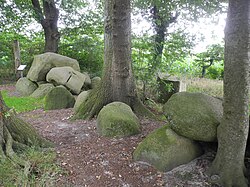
(97, 102, 140, 138)
(163, 92, 222, 142)
(15, 77, 38, 96)
(91, 77, 101, 89)
(73, 91, 90, 113)
(133, 125, 202, 172)
(30, 83, 55, 98)
(44, 86, 75, 110)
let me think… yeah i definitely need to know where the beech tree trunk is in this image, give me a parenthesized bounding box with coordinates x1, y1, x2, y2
(0, 92, 51, 161)
(209, 1, 250, 186)
(32, 0, 60, 53)
(73, 0, 154, 120)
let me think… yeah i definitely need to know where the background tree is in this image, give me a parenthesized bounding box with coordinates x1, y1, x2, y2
(194, 44, 224, 78)
(209, 0, 250, 186)
(133, 0, 226, 73)
(31, 0, 60, 53)
(73, 0, 153, 120)
(0, 0, 104, 80)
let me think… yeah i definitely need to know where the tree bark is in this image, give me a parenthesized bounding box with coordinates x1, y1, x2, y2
(73, 0, 154, 120)
(209, 1, 250, 186)
(0, 91, 51, 161)
(31, 0, 60, 53)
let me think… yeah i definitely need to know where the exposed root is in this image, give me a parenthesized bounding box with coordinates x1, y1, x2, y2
(73, 87, 106, 120)
(0, 91, 51, 177)
(4, 124, 31, 177)
(5, 111, 52, 148)
(208, 156, 248, 187)
(132, 98, 157, 120)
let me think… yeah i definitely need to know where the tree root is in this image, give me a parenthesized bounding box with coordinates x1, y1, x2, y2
(0, 91, 51, 177)
(73, 86, 157, 120)
(208, 156, 248, 187)
(4, 124, 31, 177)
(6, 110, 52, 148)
(132, 98, 157, 120)
(73, 87, 106, 120)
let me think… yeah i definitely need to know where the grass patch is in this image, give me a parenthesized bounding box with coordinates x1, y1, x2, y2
(0, 148, 63, 187)
(2, 90, 44, 113)
(186, 78, 223, 98)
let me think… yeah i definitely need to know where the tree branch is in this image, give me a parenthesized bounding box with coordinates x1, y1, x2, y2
(31, 0, 44, 23)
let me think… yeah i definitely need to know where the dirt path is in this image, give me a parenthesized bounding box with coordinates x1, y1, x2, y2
(1, 84, 214, 186)
(20, 109, 214, 187)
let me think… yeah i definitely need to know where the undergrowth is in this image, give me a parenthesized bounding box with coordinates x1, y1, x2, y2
(186, 78, 223, 98)
(0, 89, 63, 186)
(0, 148, 63, 187)
(142, 77, 224, 116)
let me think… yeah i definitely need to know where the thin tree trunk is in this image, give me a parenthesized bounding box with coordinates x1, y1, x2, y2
(13, 40, 21, 79)
(209, 1, 250, 186)
(151, 6, 178, 73)
(42, 0, 60, 53)
(73, 0, 154, 120)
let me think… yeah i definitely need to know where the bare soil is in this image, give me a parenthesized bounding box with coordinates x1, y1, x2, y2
(1, 84, 218, 187)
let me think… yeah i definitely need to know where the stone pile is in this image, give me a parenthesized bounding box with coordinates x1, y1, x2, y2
(15, 52, 101, 110)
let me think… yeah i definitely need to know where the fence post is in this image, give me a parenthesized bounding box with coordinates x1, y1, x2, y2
(13, 40, 21, 79)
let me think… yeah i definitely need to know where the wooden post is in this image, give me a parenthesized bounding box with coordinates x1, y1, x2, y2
(13, 40, 21, 78)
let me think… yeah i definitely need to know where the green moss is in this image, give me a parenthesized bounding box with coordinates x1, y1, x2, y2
(133, 125, 202, 172)
(97, 102, 140, 138)
(72, 85, 105, 120)
(163, 92, 222, 142)
(6, 111, 52, 148)
(44, 86, 75, 110)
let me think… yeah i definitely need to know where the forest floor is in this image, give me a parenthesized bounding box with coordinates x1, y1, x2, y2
(1, 84, 220, 187)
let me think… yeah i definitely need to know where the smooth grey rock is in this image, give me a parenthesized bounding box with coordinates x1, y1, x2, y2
(15, 77, 38, 96)
(30, 83, 55, 98)
(46, 66, 89, 94)
(27, 52, 80, 82)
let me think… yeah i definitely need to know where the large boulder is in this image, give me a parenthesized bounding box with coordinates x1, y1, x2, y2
(163, 92, 222, 142)
(73, 91, 90, 113)
(27, 52, 80, 82)
(97, 102, 140, 138)
(133, 125, 202, 172)
(30, 83, 55, 98)
(44, 86, 75, 110)
(46, 66, 90, 94)
(15, 77, 38, 96)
